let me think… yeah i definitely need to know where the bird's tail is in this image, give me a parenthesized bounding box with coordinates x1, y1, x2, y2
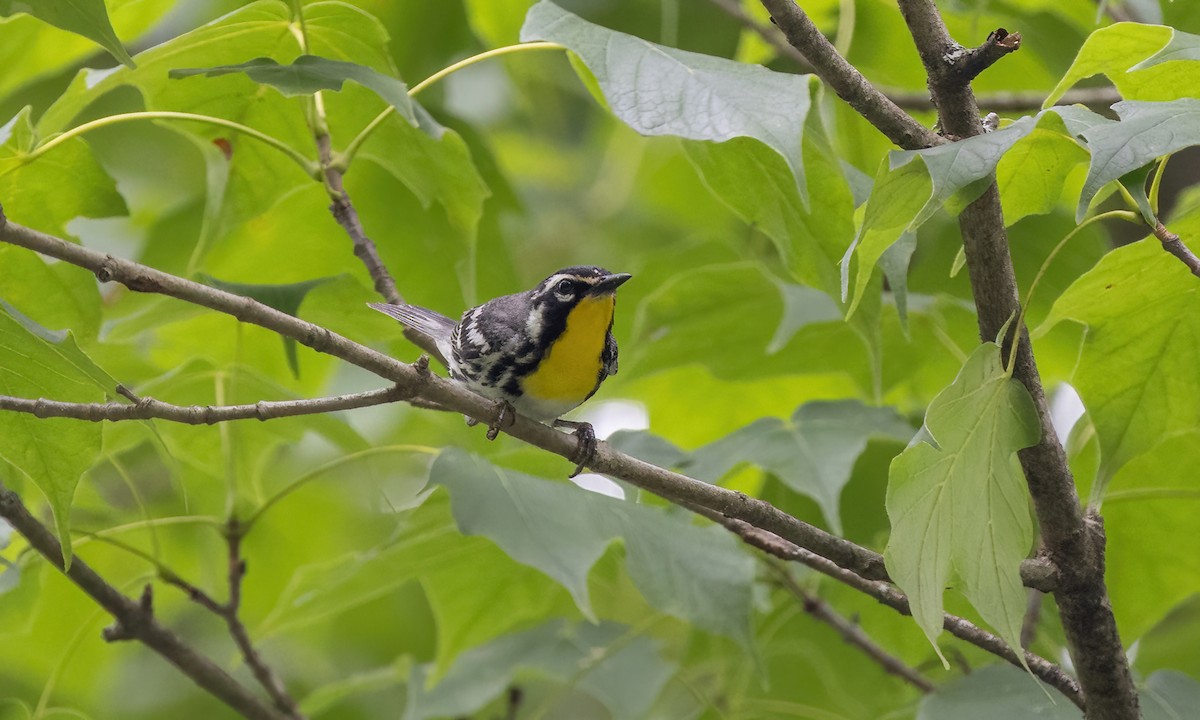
(368, 303, 456, 361)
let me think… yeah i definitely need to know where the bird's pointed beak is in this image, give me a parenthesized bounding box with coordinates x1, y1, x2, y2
(591, 273, 632, 295)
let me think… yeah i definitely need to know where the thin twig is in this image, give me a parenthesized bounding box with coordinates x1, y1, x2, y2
(711, 512, 1083, 709)
(0, 481, 285, 720)
(0, 217, 1063, 596)
(766, 559, 935, 694)
(0, 385, 408, 424)
(224, 519, 305, 719)
(1153, 221, 1200, 279)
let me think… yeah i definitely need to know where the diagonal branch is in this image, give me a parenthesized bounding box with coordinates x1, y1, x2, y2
(715, 512, 1084, 709)
(892, 2, 1139, 718)
(1153, 221, 1200, 279)
(758, 0, 941, 149)
(0, 481, 285, 720)
(0, 215, 1060, 596)
(766, 559, 935, 694)
(0, 385, 409, 424)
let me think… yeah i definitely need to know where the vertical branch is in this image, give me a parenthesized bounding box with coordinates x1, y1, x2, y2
(891, 2, 1139, 718)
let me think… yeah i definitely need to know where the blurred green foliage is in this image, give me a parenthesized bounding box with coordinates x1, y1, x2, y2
(0, 1, 1199, 718)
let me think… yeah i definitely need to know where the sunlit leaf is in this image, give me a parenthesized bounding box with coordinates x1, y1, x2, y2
(521, 0, 816, 203)
(885, 342, 1039, 663)
(1045, 23, 1200, 106)
(1104, 432, 1200, 641)
(0, 304, 112, 565)
(0, 0, 133, 67)
(1040, 211, 1200, 481)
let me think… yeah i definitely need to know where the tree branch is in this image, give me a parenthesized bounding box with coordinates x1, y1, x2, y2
(0, 385, 408, 424)
(893, 3, 1139, 718)
(758, 0, 942, 149)
(0, 481, 285, 720)
(0, 216, 1061, 597)
(766, 559, 935, 694)
(715, 513, 1084, 709)
(1153, 221, 1200, 279)
(723, 0, 1111, 114)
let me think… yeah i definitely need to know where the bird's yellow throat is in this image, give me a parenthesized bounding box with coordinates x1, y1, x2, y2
(522, 295, 615, 402)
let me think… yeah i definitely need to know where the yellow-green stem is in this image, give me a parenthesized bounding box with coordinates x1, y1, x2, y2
(30, 112, 316, 175)
(340, 41, 565, 166)
(1149, 155, 1170, 216)
(1006, 209, 1139, 370)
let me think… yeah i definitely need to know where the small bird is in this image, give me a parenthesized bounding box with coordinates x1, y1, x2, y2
(370, 266, 632, 476)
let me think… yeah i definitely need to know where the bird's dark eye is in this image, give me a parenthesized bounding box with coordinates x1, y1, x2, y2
(555, 279, 575, 295)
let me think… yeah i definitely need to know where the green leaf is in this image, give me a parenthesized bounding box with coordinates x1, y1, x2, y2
(996, 125, 1090, 226)
(629, 263, 871, 390)
(0, 247, 101, 343)
(684, 136, 851, 297)
(1076, 99, 1200, 221)
(606, 430, 688, 470)
(259, 490, 462, 638)
(1045, 23, 1199, 106)
(430, 450, 754, 644)
(1132, 27, 1200, 68)
(0, 304, 112, 565)
(687, 401, 912, 535)
(1040, 215, 1200, 481)
(884, 342, 1039, 663)
(199, 275, 335, 377)
(0, 0, 133, 68)
(170, 55, 418, 125)
(406, 620, 674, 720)
(520, 0, 816, 203)
(843, 157, 930, 316)
(1103, 432, 1200, 641)
(918, 664, 1080, 720)
(0, 107, 127, 237)
(1136, 595, 1200, 680)
(1142, 671, 1200, 720)
(299, 662, 405, 717)
(464, 0, 534, 46)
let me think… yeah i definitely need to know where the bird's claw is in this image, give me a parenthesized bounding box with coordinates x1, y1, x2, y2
(554, 420, 597, 477)
(485, 399, 514, 441)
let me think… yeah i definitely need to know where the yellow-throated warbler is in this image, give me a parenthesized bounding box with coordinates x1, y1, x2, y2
(370, 266, 632, 475)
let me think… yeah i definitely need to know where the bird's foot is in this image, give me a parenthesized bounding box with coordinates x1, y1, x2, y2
(484, 399, 515, 441)
(553, 419, 597, 478)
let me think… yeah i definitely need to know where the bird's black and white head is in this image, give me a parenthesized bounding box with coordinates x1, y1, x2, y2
(533, 266, 632, 305)
(524, 266, 632, 343)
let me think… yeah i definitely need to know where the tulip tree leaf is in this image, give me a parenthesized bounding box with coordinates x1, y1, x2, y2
(885, 342, 1039, 664)
(0, 304, 113, 566)
(1076, 99, 1200, 221)
(1041, 209, 1200, 483)
(1046, 23, 1200, 107)
(687, 400, 913, 535)
(521, 0, 815, 204)
(429, 449, 754, 645)
(0, 0, 134, 68)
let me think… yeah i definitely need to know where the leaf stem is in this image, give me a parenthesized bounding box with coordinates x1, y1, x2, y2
(1006, 209, 1139, 371)
(30, 112, 316, 176)
(1149, 155, 1170, 216)
(340, 41, 565, 165)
